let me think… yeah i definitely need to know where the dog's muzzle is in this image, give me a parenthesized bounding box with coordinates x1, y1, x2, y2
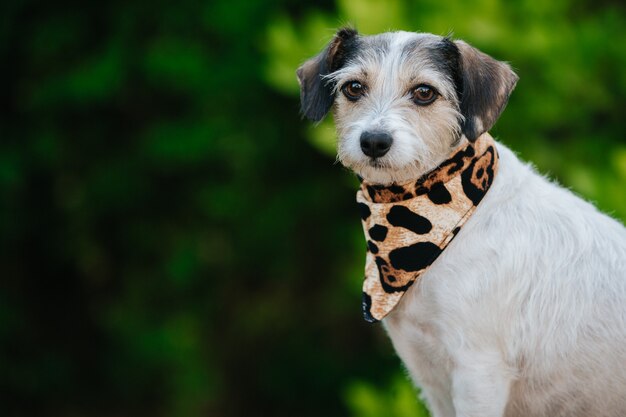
(360, 131, 393, 158)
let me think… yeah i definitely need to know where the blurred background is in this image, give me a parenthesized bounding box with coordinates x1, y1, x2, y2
(1, 0, 625, 416)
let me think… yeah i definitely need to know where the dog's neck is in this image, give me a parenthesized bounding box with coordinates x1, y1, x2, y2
(357, 133, 499, 322)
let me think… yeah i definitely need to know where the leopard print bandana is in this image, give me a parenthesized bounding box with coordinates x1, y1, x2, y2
(357, 133, 499, 322)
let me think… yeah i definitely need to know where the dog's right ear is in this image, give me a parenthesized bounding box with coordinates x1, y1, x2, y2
(296, 28, 359, 122)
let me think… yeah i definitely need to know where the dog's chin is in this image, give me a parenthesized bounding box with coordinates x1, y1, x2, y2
(343, 159, 425, 186)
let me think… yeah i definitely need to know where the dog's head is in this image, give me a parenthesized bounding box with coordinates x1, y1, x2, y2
(297, 29, 518, 184)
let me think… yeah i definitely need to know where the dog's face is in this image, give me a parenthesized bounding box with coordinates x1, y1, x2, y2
(297, 29, 518, 184)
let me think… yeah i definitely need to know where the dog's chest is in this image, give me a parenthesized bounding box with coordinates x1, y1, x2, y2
(382, 282, 455, 393)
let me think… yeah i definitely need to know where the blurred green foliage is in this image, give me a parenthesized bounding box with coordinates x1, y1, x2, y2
(1, 0, 624, 416)
(346, 376, 430, 417)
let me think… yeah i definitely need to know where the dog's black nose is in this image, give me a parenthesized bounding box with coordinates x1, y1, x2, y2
(360, 131, 393, 158)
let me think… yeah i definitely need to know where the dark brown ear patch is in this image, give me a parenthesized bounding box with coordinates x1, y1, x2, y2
(296, 28, 359, 122)
(454, 40, 518, 141)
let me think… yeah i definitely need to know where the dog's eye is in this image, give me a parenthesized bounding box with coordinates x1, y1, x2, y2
(342, 81, 366, 101)
(411, 85, 438, 105)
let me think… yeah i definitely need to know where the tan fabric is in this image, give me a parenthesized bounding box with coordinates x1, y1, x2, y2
(357, 133, 499, 322)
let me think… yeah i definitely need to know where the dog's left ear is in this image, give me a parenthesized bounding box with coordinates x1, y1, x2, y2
(297, 28, 359, 122)
(454, 40, 519, 141)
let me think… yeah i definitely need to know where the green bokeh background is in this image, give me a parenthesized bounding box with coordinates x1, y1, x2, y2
(1, 0, 625, 416)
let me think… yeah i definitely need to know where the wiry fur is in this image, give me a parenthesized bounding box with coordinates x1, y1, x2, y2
(328, 32, 463, 184)
(386, 144, 626, 417)
(298, 29, 626, 417)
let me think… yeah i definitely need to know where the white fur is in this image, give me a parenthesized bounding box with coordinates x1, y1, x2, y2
(317, 30, 626, 416)
(384, 143, 626, 417)
(330, 32, 462, 185)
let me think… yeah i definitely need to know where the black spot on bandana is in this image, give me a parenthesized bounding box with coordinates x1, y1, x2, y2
(357, 202, 371, 220)
(386, 205, 432, 234)
(367, 240, 379, 254)
(375, 256, 389, 270)
(414, 185, 428, 196)
(442, 145, 475, 176)
(368, 224, 388, 241)
(427, 182, 452, 204)
(376, 256, 415, 293)
(388, 184, 406, 194)
(366, 185, 378, 200)
(461, 147, 495, 206)
(388, 241, 442, 272)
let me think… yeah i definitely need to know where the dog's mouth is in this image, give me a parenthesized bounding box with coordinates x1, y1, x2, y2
(368, 158, 389, 169)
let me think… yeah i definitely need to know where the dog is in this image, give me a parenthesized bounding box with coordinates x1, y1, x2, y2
(297, 28, 626, 417)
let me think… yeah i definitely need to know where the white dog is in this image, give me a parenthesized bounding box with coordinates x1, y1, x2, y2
(297, 29, 626, 417)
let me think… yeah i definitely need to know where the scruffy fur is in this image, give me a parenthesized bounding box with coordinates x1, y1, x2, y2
(297, 29, 626, 417)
